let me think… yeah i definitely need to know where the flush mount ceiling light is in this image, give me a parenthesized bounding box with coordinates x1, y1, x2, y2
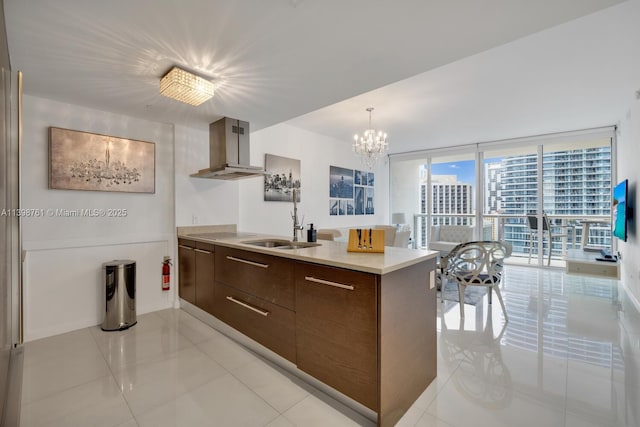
(353, 107, 388, 168)
(159, 66, 214, 106)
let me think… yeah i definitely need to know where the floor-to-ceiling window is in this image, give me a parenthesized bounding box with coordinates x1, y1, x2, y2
(542, 140, 612, 253)
(390, 150, 477, 249)
(482, 145, 539, 260)
(389, 128, 615, 267)
(430, 153, 476, 228)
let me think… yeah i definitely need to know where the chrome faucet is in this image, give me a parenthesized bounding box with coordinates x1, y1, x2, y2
(291, 188, 304, 241)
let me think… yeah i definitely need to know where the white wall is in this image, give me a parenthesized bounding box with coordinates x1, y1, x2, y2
(174, 124, 240, 227)
(614, 0, 640, 310)
(21, 96, 176, 341)
(390, 158, 426, 241)
(239, 123, 388, 237)
(618, 93, 640, 309)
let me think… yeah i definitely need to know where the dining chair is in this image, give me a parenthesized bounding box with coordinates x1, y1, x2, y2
(526, 213, 568, 266)
(440, 241, 509, 321)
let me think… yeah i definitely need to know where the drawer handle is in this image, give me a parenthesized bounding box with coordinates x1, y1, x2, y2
(304, 276, 354, 291)
(194, 248, 212, 254)
(225, 296, 270, 316)
(178, 245, 194, 250)
(226, 255, 269, 269)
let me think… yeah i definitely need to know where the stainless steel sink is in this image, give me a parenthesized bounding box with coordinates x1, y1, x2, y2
(241, 239, 321, 250)
(282, 241, 322, 249)
(242, 239, 290, 248)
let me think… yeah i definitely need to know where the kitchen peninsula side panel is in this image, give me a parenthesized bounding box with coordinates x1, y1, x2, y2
(378, 258, 437, 427)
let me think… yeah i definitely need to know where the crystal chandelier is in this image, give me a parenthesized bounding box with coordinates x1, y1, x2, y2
(160, 66, 214, 106)
(353, 107, 388, 168)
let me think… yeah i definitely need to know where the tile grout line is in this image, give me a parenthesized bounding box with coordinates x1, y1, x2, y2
(171, 309, 324, 425)
(419, 350, 462, 425)
(180, 317, 292, 420)
(20, 331, 114, 406)
(563, 339, 569, 427)
(182, 308, 372, 426)
(92, 311, 229, 425)
(227, 364, 306, 418)
(108, 310, 271, 424)
(88, 324, 142, 426)
(87, 313, 200, 425)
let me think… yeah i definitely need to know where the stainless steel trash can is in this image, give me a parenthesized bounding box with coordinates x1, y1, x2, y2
(101, 260, 137, 331)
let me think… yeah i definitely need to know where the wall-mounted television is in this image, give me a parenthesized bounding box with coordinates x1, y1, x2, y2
(612, 179, 628, 242)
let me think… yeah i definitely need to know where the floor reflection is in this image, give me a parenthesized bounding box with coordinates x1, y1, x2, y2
(440, 306, 512, 409)
(435, 265, 640, 427)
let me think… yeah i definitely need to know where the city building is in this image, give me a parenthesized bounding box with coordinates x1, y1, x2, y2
(496, 146, 612, 256)
(484, 161, 503, 214)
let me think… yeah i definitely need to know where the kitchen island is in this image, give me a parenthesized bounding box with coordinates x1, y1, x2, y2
(177, 227, 439, 427)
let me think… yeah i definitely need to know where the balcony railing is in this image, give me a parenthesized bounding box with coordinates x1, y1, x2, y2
(413, 213, 611, 265)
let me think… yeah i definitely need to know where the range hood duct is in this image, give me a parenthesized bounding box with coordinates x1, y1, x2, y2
(191, 117, 265, 180)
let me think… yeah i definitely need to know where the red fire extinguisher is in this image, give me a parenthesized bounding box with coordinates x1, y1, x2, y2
(162, 256, 172, 291)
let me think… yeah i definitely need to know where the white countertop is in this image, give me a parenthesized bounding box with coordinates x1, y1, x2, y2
(178, 231, 438, 275)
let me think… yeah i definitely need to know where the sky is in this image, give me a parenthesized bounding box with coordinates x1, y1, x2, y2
(429, 157, 506, 186)
(431, 160, 476, 185)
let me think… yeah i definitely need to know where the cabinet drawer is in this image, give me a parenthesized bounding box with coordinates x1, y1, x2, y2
(215, 246, 295, 310)
(213, 282, 296, 362)
(195, 241, 215, 253)
(178, 238, 195, 248)
(295, 262, 378, 410)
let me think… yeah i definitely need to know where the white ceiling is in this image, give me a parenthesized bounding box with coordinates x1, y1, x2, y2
(288, 0, 640, 153)
(5, 0, 637, 153)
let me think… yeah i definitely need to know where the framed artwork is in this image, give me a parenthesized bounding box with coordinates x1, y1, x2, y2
(355, 187, 365, 215)
(49, 127, 155, 193)
(354, 170, 363, 185)
(367, 172, 375, 186)
(346, 199, 354, 215)
(264, 154, 301, 202)
(365, 187, 375, 214)
(329, 166, 354, 198)
(329, 165, 374, 216)
(330, 199, 338, 215)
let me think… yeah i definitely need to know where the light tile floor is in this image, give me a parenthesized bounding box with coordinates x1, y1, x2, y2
(20, 266, 640, 426)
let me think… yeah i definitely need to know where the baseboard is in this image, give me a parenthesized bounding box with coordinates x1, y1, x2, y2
(24, 301, 174, 342)
(620, 279, 640, 315)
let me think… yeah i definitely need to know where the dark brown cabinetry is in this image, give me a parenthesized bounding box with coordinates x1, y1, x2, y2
(177, 238, 196, 304)
(215, 246, 295, 310)
(178, 238, 215, 311)
(213, 281, 296, 362)
(177, 237, 436, 427)
(295, 258, 437, 426)
(295, 262, 378, 410)
(213, 246, 296, 360)
(194, 241, 215, 313)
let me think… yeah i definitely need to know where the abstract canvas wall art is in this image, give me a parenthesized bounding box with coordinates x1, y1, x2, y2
(49, 127, 155, 193)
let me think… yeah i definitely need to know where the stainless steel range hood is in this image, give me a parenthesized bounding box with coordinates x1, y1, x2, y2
(190, 117, 265, 180)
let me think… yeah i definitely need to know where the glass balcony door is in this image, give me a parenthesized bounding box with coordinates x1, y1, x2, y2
(430, 153, 477, 230)
(390, 152, 476, 250)
(482, 146, 542, 265)
(542, 140, 612, 259)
